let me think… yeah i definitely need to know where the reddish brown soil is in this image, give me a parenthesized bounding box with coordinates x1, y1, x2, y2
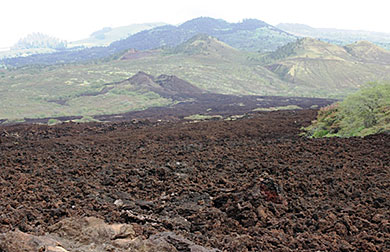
(1, 109, 389, 251)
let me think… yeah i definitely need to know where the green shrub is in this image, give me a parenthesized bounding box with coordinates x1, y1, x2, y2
(312, 129, 329, 138)
(305, 82, 390, 137)
(48, 119, 60, 125)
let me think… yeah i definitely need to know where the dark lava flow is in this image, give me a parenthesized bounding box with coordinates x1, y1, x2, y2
(0, 109, 389, 251)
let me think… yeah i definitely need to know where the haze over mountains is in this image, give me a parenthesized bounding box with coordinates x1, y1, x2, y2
(1, 17, 296, 67)
(277, 23, 390, 50)
(2, 17, 390, 67)
(110, 17, 295, 52)
(0, 23, 166, 60)
(68, 22, 167, 48)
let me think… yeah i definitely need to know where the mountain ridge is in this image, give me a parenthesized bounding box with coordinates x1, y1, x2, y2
(110, 17, 296, 53)
(2, 36, 390, 121)
(277, 23, 390, 50)
(1, 17, 297, 67)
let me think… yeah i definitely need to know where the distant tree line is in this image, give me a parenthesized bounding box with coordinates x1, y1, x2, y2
(12, 33, 67, 50)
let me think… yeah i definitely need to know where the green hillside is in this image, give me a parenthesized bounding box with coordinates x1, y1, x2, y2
(305, 82, 390, 137)
(1, 17, 297, 68)
(344, 41, 390, 64)
(277, 23, 390, 50)
(0, 35, 290, 122)
(1, 36, 390, 122)
(108, 35, 292, 95)
(169, 34, 241, 57)
(110, 17, 297, 53)
(262, 38, 390, 97)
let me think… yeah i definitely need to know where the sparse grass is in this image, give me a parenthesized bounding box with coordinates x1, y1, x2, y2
(1, 37, 390, 121)
(48, 118, 61, 125)
(2, 118, 26, 125)
(225, 114, 246, 121)
(0, 63, 172, 120)
(0, 49, 292, 121)
(184, 114, 223, 121)
(72, 116, 101, 123)
(262, 38, 390, 98)
(253, 105, 302, 112)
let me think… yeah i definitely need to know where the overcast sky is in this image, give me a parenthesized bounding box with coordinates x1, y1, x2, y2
(1, 0, 389, 48)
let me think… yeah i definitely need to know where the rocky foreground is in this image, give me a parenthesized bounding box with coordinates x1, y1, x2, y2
(0, 110, 389, 251)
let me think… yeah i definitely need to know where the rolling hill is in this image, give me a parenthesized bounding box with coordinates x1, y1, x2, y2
(1, 35, 390, 122)
(115, 71, 206, 99)
(262, 38, 390, 97)
(110, 17, 296, 53)
(113, 34, 292, 95)
(277, 23, 390, 50)
(169, 34, 241, 57)
(344, 41, 390, 64)
(0, 17, 297, 68)
(0, 35, 291, 122)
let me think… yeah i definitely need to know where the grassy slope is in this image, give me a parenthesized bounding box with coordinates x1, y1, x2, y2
(2, 37, 390, 122)
(0, 54, 288, 121)
(305, 82, 390, 137)
(0, 37, 292, 121)
(1, 18, 297, 68)
(109, 17, 297, 53)
(262, 38, 390, 97)
(0, 63, 172, 121)
(276, 23, 390, 50)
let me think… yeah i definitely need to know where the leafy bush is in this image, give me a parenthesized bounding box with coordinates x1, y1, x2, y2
(305, 82, 390, 137)
(48, 119, 61, 125)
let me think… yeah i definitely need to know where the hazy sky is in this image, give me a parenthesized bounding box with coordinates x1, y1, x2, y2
(1, 0, 390, 48)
